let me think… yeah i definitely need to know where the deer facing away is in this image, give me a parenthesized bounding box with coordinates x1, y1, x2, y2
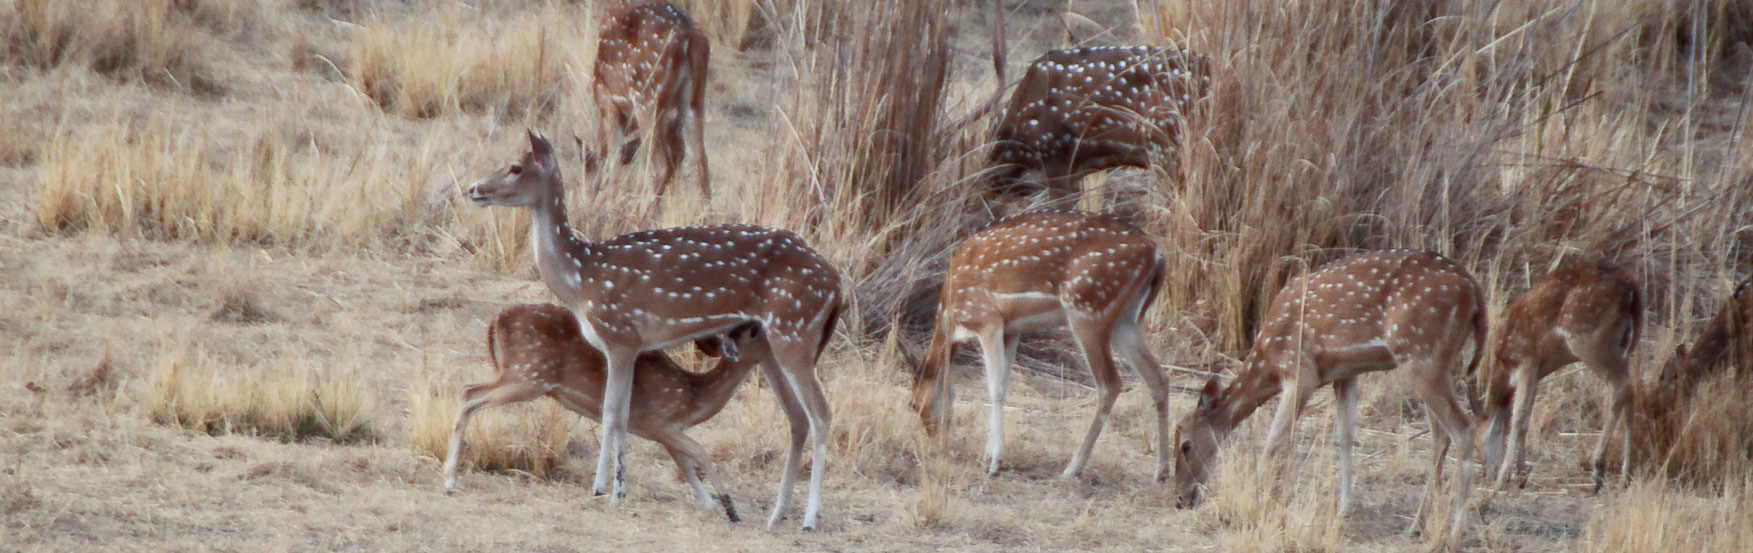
(1479, 259, 1642, 493)
(587, 1, 710, 199)
(910, 210, 1174, 481)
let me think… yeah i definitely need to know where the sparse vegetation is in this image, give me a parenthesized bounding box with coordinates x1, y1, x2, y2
(2, 0, 1750, 550)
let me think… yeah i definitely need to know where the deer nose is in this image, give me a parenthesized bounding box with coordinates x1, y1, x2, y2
(466, 182, 491, 205)
(1176, 489, 1200, 509)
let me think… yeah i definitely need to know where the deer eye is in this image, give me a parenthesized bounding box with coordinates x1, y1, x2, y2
(1180, 441, 1192, 456)
(508, 165, 523, 175)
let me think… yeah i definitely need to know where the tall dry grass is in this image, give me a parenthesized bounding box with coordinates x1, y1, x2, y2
(348, 4, 580, 119)
(29, 113, 460, 251)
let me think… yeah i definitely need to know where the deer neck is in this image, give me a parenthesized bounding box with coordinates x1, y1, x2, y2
(1214, 358, 1286, 436)
(683, 356, 763, 425)
(526, 191, 597, 303)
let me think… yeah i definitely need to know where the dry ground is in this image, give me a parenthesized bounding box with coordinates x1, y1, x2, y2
(3, 1, 1752, 552)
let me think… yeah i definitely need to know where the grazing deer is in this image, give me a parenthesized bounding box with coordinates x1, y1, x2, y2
(444, 304, 765, 521)
(1480, 259, 1642, 493)
(587, 1, 710, 199)
(468, 131, 842, 531)
(910, 210, 1174, 480)
(1656, 277, 1752, 401)
(1171, 250, 1485, 541)
(985, 46, 1210, 201)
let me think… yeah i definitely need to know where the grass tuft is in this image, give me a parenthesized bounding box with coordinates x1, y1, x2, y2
(144, 345, 377, 444)
(348, 5, 577, 119)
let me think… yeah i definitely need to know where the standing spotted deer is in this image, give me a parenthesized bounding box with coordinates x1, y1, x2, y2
(910, 210, 1174, 480)
(588, 1, 710, 199)
(986, 46, 1210, 201)
(444, 304, 764, 521)
(468, 131, 841, 531)
(1481, 260, 1643, 493)
(1170, 250, 1485, 542)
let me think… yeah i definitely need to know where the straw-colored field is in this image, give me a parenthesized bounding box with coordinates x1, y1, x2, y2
(3, 1, 1750, 551)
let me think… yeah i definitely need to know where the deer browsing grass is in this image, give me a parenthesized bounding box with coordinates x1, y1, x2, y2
(4, 0, 1752, 550)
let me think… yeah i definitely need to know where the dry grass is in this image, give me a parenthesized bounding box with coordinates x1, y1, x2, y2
(0, 0, 247, 95)
(3, 0, 1752, 550)
(407, 368, 574, 479)
(1580, 475, 1753, 552)
(348, 4, 579, 119)
(144, 344, 376, 443)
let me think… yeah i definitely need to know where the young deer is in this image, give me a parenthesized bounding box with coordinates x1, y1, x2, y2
(588, 1, 710, 199)
(444, 304, 765, 521)
(1481, 260, 1642, 493)
(986, 46, 1210, 201)
(1171, 250, 1485, 542)
(469, 131, 841, 531)
(1656, 277, 1752, 401)
(910, 210, 1173, 480)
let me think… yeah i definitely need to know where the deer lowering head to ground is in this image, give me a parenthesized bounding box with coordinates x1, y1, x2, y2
(909, 210, 1173, 480)
(444, 304, 765, 521)
(468, 131, 842, 531)
(587, 1, 710, 200)
(985, 46, 1209, 203)
(1656, 277, 1752, 401)
(1170, 249, 1485, 542)
(1480, 259, 1642, 493)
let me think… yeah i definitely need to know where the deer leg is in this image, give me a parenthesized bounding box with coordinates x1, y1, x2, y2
(617, 104, 643, 166)
(1494, 366, 1539, 490)
(975, 326, 1012, 476)
(1332, 377, 1359, 516)
(687, 105, 709, 198)
(593, 347, 639, 502)
(1407, 358, 1478, 545)
(768, 342, 833, 532)
(654, 429, 739, 522)
(758, 356, 809, 530)
(1575, 342, 1634, 494)
(1066, 313, 1122, 478)
(1408, 426, 1450, 538)
(1114, 320, 1172, 481)
(443, 381, 545, 494)
(1259, 363, 1314, 499)
(652, 116, 685, 199)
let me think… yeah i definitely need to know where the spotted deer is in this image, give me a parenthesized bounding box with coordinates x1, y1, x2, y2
(1656, 277, 1753, 401)
(1171, 250, 1485, 542)
(909, 210, 1174, 480)
(1480, 259, 1643, 493)
(587, 1, 710, 199)
(444, 305, 765, 521)
(468, 131, 841, 531)
(985, 46, 1210, 201)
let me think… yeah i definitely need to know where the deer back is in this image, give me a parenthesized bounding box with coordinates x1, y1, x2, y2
(940, 210, 1162, 322)
(988, 46, 1211, 196)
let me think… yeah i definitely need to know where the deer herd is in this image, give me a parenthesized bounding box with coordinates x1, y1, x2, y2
(434, 0, 1749, 543)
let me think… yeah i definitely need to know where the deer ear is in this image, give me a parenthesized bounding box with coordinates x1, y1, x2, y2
(1196, 377, 1222, 412)
(526, 130, 554, 171)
